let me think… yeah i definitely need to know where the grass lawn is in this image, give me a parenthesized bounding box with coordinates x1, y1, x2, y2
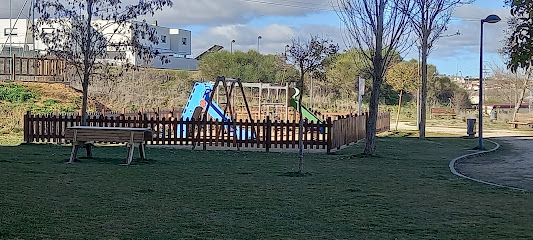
(0, 132, 532, 239)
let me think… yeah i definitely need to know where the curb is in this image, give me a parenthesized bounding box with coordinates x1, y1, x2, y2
(449, 139, 527, 192)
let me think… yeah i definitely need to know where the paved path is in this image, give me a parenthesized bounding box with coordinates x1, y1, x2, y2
(397, 121, 533, 191)
(396, 121, 532, 137)
(455, 136, 533, 191)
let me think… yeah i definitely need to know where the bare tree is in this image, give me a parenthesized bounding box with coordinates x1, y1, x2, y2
(502, 3, 533, 120)
(405, 0, 471, 139)
(491, 66, 531, 121)
(34, 0, 172, 125)
(335, 0, 411, 155)
(287, 36, 338, 173)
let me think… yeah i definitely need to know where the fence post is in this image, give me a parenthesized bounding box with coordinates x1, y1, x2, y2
(143, 114, 148, 128)
(265, 116, 271, 152)
(203, 117, 207, 150)
(23, 111, 30, 143)
(327, 117, 332, 154)
(11, 54, 16, 81)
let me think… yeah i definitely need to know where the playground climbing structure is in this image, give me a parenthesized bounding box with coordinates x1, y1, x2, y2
(180, 77, 255, 142)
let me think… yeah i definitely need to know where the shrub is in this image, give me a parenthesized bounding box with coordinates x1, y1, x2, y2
(0, 84, 38, 102)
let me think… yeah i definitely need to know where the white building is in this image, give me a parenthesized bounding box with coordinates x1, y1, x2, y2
(0, 19, 198, 70)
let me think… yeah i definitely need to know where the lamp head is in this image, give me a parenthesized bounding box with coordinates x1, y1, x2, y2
(482, 14, 501, 24)
(258, 36, 262, 39)
(231, 39, 235, 43)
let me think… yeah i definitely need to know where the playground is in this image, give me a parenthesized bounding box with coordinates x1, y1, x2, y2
(22, 77, 390, 154)
(1, 132, 532, 239)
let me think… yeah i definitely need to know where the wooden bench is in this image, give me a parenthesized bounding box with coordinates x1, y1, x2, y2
(507, 113, 533, 128)
(430, 107, 456, 118)
(65, 126, 153, 165)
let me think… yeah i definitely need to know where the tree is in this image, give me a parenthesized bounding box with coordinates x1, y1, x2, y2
(287, 36, 338, 174)
(405, 0, 471, 139)
(503, 0, 533, 120)
(386, 61, 419, 130)
(506, 0, 533, 72)
(335, 0, 411, 155)
(198, 50, 298, 83)
(491, 67, 530, 121)
(34, 0, 173, 125)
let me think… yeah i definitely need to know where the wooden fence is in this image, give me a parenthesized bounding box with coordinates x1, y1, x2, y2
(23, 111, 390, 153)
(329, 112, 390, 150)
(0, 55, 66, 81)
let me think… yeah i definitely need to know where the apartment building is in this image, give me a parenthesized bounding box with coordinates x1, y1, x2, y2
(0, 19, 197, 70)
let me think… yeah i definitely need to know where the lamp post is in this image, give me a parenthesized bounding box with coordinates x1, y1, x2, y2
(230, 39, 235, 53)
(478, 14, 501, 150)
(257, 35, 262, 52)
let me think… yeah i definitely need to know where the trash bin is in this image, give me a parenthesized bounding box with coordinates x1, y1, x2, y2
(490, 109, 497, 120)
(467, 119, 476, 137)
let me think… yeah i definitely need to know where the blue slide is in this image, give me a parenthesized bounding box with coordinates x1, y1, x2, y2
(179, 82, 254, 140)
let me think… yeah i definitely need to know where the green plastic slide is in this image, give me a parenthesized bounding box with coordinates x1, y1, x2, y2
(289, 88, 322, 124)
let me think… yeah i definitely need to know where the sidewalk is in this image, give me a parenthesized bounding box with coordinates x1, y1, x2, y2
(396, 121, 531, 138)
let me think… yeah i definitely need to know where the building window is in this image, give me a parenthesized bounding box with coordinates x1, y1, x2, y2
(4, 28, 17, 36)
(182, 37, 187, 45)
(161, 35, 166, 43)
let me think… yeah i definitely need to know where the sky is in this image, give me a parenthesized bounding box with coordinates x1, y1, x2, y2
(0, 0, 510, 77)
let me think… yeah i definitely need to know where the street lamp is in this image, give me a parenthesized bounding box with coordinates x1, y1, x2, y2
(230, 39, 235, 53)
(478, 14, 501, 150)
(257, 35, 262, 52)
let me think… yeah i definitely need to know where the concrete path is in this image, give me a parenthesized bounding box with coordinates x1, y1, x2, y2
(397, 121, 533, 191)
(396, 121, 532, 137)
(455, 136, 533, 191)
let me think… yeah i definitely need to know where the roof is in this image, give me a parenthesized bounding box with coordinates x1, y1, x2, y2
(195, 45, 223, 60)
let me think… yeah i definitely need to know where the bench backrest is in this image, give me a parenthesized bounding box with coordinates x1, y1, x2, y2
(65, 127, 153, 143)
(514, 113, 533, 121)
(430, 108, 456, 114)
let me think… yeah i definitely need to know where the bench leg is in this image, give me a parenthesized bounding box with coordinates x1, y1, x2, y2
(139, 143, 146, 160)
(85, 142, 93, 158)
(122, 144, 135, 166)
(68, 143, 80, 163)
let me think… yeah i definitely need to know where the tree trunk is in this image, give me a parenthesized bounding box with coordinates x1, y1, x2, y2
(298, 68, 305, 173)
(512, 64, 532, 121)
(81, 73, 89, 126)
(364, 0, 385, 156)
(419, 26, 429, 139)
(395, 90, 403, 131)
(81, 0, 93, 126)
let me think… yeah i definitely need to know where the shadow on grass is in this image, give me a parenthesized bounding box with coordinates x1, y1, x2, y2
(278, 172, 313, 177)
(386, 131, 415, 138)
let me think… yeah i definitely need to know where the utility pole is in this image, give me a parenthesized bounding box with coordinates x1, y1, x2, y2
(10, 0, 12, 57)
(32, 0, 35, 57)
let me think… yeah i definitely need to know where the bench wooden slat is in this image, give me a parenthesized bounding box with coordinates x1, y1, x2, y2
(65, 128, 152, 143)
(507, 113, 533, 128)
(430, 107, 456, 118)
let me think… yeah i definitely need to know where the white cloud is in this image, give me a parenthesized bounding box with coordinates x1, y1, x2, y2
(429, 4, 511, 58)
(191, 23, 343, 57)
(148, 0, 332, 27)
(399, 4, 512, 75)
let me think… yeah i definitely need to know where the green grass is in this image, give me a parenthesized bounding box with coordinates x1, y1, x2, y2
(1, 133, 532, 239)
